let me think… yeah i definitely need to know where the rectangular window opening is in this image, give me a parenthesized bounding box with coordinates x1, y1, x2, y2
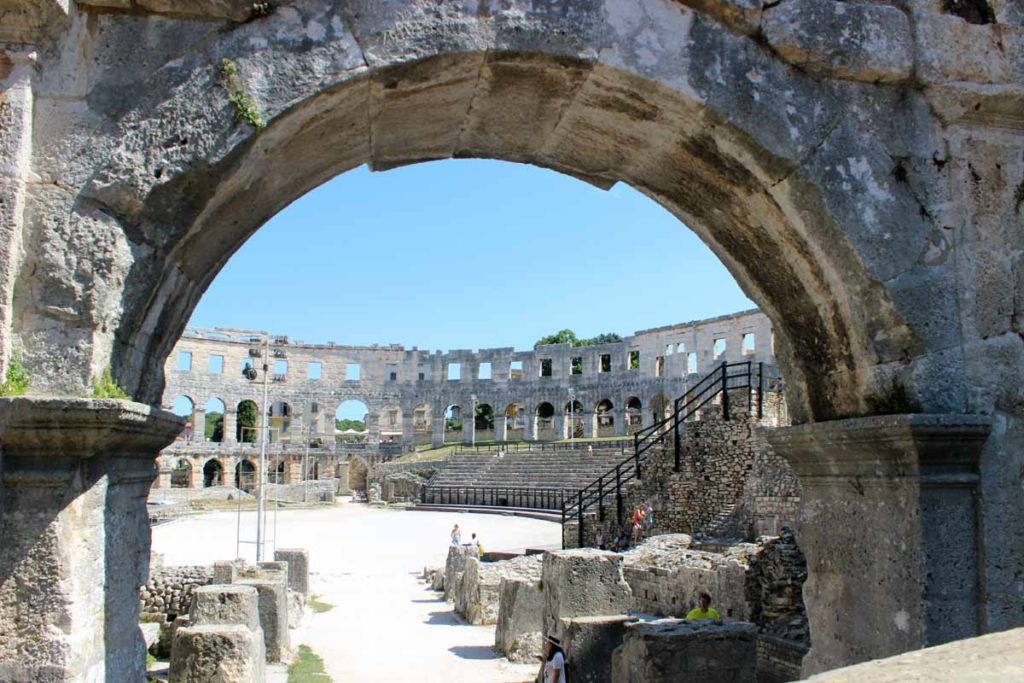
(713, 338, 727, 360)
(571, 357, 583, 375)
(665, 344, 674, 356)
(177, 352, 192, 372)
(307, 362, 322, 380)
(599, 354, 611, 373)
(447, 363, 461, 381)
(628, 350, 640, 370)
(656, 356, 665, 377)
(540, 359, 553, 377)
(509, 360, 523, 380)
(478, 362, 492, 380)
(208, 354, 224, 374)
(742, 333, 756, 355)
(387, 364, 398, 381)
(687, 352, 698, 375)
(273, 359, 288, 375)
(346, 363, 361, 381)
(418, 372, 426, 381)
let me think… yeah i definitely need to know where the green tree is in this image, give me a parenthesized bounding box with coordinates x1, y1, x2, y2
(237, 401, 257, 442)
(0, 357, 30, 396)
(334, 418, 365, 431)
(205, 411, 224, 442)
(534, 330, 622, 349)
(474, 404, 494, 430)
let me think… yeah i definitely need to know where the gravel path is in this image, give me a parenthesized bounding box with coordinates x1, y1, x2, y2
(152, 501, 560, 682)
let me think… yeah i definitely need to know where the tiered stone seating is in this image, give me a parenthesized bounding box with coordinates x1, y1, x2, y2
(427, 448, 627, 494)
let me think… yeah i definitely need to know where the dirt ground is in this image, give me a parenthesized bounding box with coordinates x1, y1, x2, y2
(152, 501, 561, 682)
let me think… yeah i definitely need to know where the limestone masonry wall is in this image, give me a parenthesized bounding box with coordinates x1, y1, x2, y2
(140, 566, 214, 621)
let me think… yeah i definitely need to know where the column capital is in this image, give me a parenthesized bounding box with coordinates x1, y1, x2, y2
(0, 398, 183, 459)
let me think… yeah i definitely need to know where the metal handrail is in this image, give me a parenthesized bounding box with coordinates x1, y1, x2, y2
(561, 361, 781, 547)
(420, 484, 567, 511)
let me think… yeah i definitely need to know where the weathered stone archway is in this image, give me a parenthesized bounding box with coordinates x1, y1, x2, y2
(1, 1, 1021, 681)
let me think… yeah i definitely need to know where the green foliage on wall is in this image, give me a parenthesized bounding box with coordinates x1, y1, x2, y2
(0, 357, 30, 396)
(91, 366, 131, 399)
(534, 330, 622, 349)
(220, 59, 266, 129)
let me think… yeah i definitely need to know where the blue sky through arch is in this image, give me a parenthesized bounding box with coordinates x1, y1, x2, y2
(189, 159, 754, 355)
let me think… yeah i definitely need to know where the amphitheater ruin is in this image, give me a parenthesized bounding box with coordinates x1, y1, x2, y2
(1, 0, 1024, 681)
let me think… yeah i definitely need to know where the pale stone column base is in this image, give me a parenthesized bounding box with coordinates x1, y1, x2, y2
(0, 398, 182, 683)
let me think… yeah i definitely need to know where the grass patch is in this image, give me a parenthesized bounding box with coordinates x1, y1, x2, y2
(288, 645, 331, 683)
(308, 595, 335, 613)
(146, 652, 157, 668)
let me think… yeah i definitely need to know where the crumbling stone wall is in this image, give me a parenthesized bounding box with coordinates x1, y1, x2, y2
(565, 391, 799, 549)
(369, 460, 440, 502)
(140, 566, 214, 621)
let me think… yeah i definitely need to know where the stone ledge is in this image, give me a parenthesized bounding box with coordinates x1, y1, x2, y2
(0, 397, 184, 457)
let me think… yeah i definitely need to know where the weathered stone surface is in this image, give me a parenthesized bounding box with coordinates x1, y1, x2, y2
(674, 0, 762, 35)
(914, 12, 1013, 85)
(542, 550, 633, 635)
(189, 585, 261, 633)
(561, 614, 635, 683)
(274, 548, 310, 595)
(804, 626, 1024, 682)
(444, 545, 474, 603)
(767, 414, 991, 676)
(169, 624, 264, 683)
(763, 0, 912, 83)
(457, 554, 542, 626)
(496, 578, 545, 662)
(612, 619, 757, 683)
(236, 577, 289, 663)
(0, 398, 181, 683)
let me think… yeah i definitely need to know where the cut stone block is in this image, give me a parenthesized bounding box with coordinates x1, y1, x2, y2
(274, 549, 310, 594)
(169, 624, 265, 683)
(611, 619, 757, 683)
(444, 545, 473, 602)
(237, 578, 290, 663)
(542, 549, 632, 634)
(189, 585, 261, 633)
(561, 614, 635, 683)
(495, 578, 545, 662)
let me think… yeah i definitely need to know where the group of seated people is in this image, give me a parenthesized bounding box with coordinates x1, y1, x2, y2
(594, 527, 633, 552)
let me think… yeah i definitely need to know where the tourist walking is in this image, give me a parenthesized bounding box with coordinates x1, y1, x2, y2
(450, 524, 461, 546)
(587, 444, 594, 457)
(595, 528, 605, 550)
(631, 505, 643, 543)
(644, 502, 654, 532)
(686, 592, 721, 620)
(542, 635, 567, 683)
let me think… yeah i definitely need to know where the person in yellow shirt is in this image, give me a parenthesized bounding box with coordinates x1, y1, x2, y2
(686, 592, 721, 620)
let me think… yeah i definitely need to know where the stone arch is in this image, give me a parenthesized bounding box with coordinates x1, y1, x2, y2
(443, 404, 463, 444)
(535, 402, 556, 441)
(202, 458, 224, 487)
(170, 458, 192, 488)
(170, 395, 196, 440)
(204, 396, 227, 443)
(234, 459, 257, 493)
(336, 399, 369, 444)
(596, 398, 615, 438)
(236, 399, 260, 443)
(412, 403, 433, 446)
(474, 403, 495, 440)
(625, 396, 643, 435)
(8, 4, 1016, 678)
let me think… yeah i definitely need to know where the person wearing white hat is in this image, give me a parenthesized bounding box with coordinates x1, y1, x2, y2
(543, 634, 566, 683)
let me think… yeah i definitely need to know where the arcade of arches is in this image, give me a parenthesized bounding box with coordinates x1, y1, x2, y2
(0, 2, 1021, 682)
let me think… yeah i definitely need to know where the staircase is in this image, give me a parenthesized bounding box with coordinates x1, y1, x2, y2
(561, 361, 780, 547)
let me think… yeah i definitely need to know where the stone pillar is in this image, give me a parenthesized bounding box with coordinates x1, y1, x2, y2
(191, 407, 206, 442)
(525, 414, 536, 442)
(431, 414, 445, 448)
(286, 459, 303, 484)
(582, 411, 595, 438)
(0, 398, 182, 683)
(766, 414, 990, 676)
(222, 409, 237, 444)
(365, 412, 380, 447)
(554, 413, 567, 441)
(494, 413, 507, 443)
(613, 408, 626, 436)
(401, 413, 414, 446)
(463, 409, 475, 445)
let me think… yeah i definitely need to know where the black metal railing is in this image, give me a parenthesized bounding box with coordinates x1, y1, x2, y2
(561, 361, 781, 548)
(420, 485, 567, 511)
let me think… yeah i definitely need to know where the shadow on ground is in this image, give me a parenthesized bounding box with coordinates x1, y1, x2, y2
(449, 645, 502, 661)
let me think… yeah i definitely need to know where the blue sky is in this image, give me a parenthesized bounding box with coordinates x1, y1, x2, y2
(189, 160, 754, 353)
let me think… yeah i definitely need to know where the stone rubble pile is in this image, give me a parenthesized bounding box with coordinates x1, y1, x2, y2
(140, 565, 214, 620)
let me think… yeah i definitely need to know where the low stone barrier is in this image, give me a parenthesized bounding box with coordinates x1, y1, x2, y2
(140, 565, 214, 620)
(266, 479, 336, 503)
(611, 619, 757, 683)
(455, 554, 542, 626)
(542, 549, 633, 637)
(495, 578, 545, 662)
